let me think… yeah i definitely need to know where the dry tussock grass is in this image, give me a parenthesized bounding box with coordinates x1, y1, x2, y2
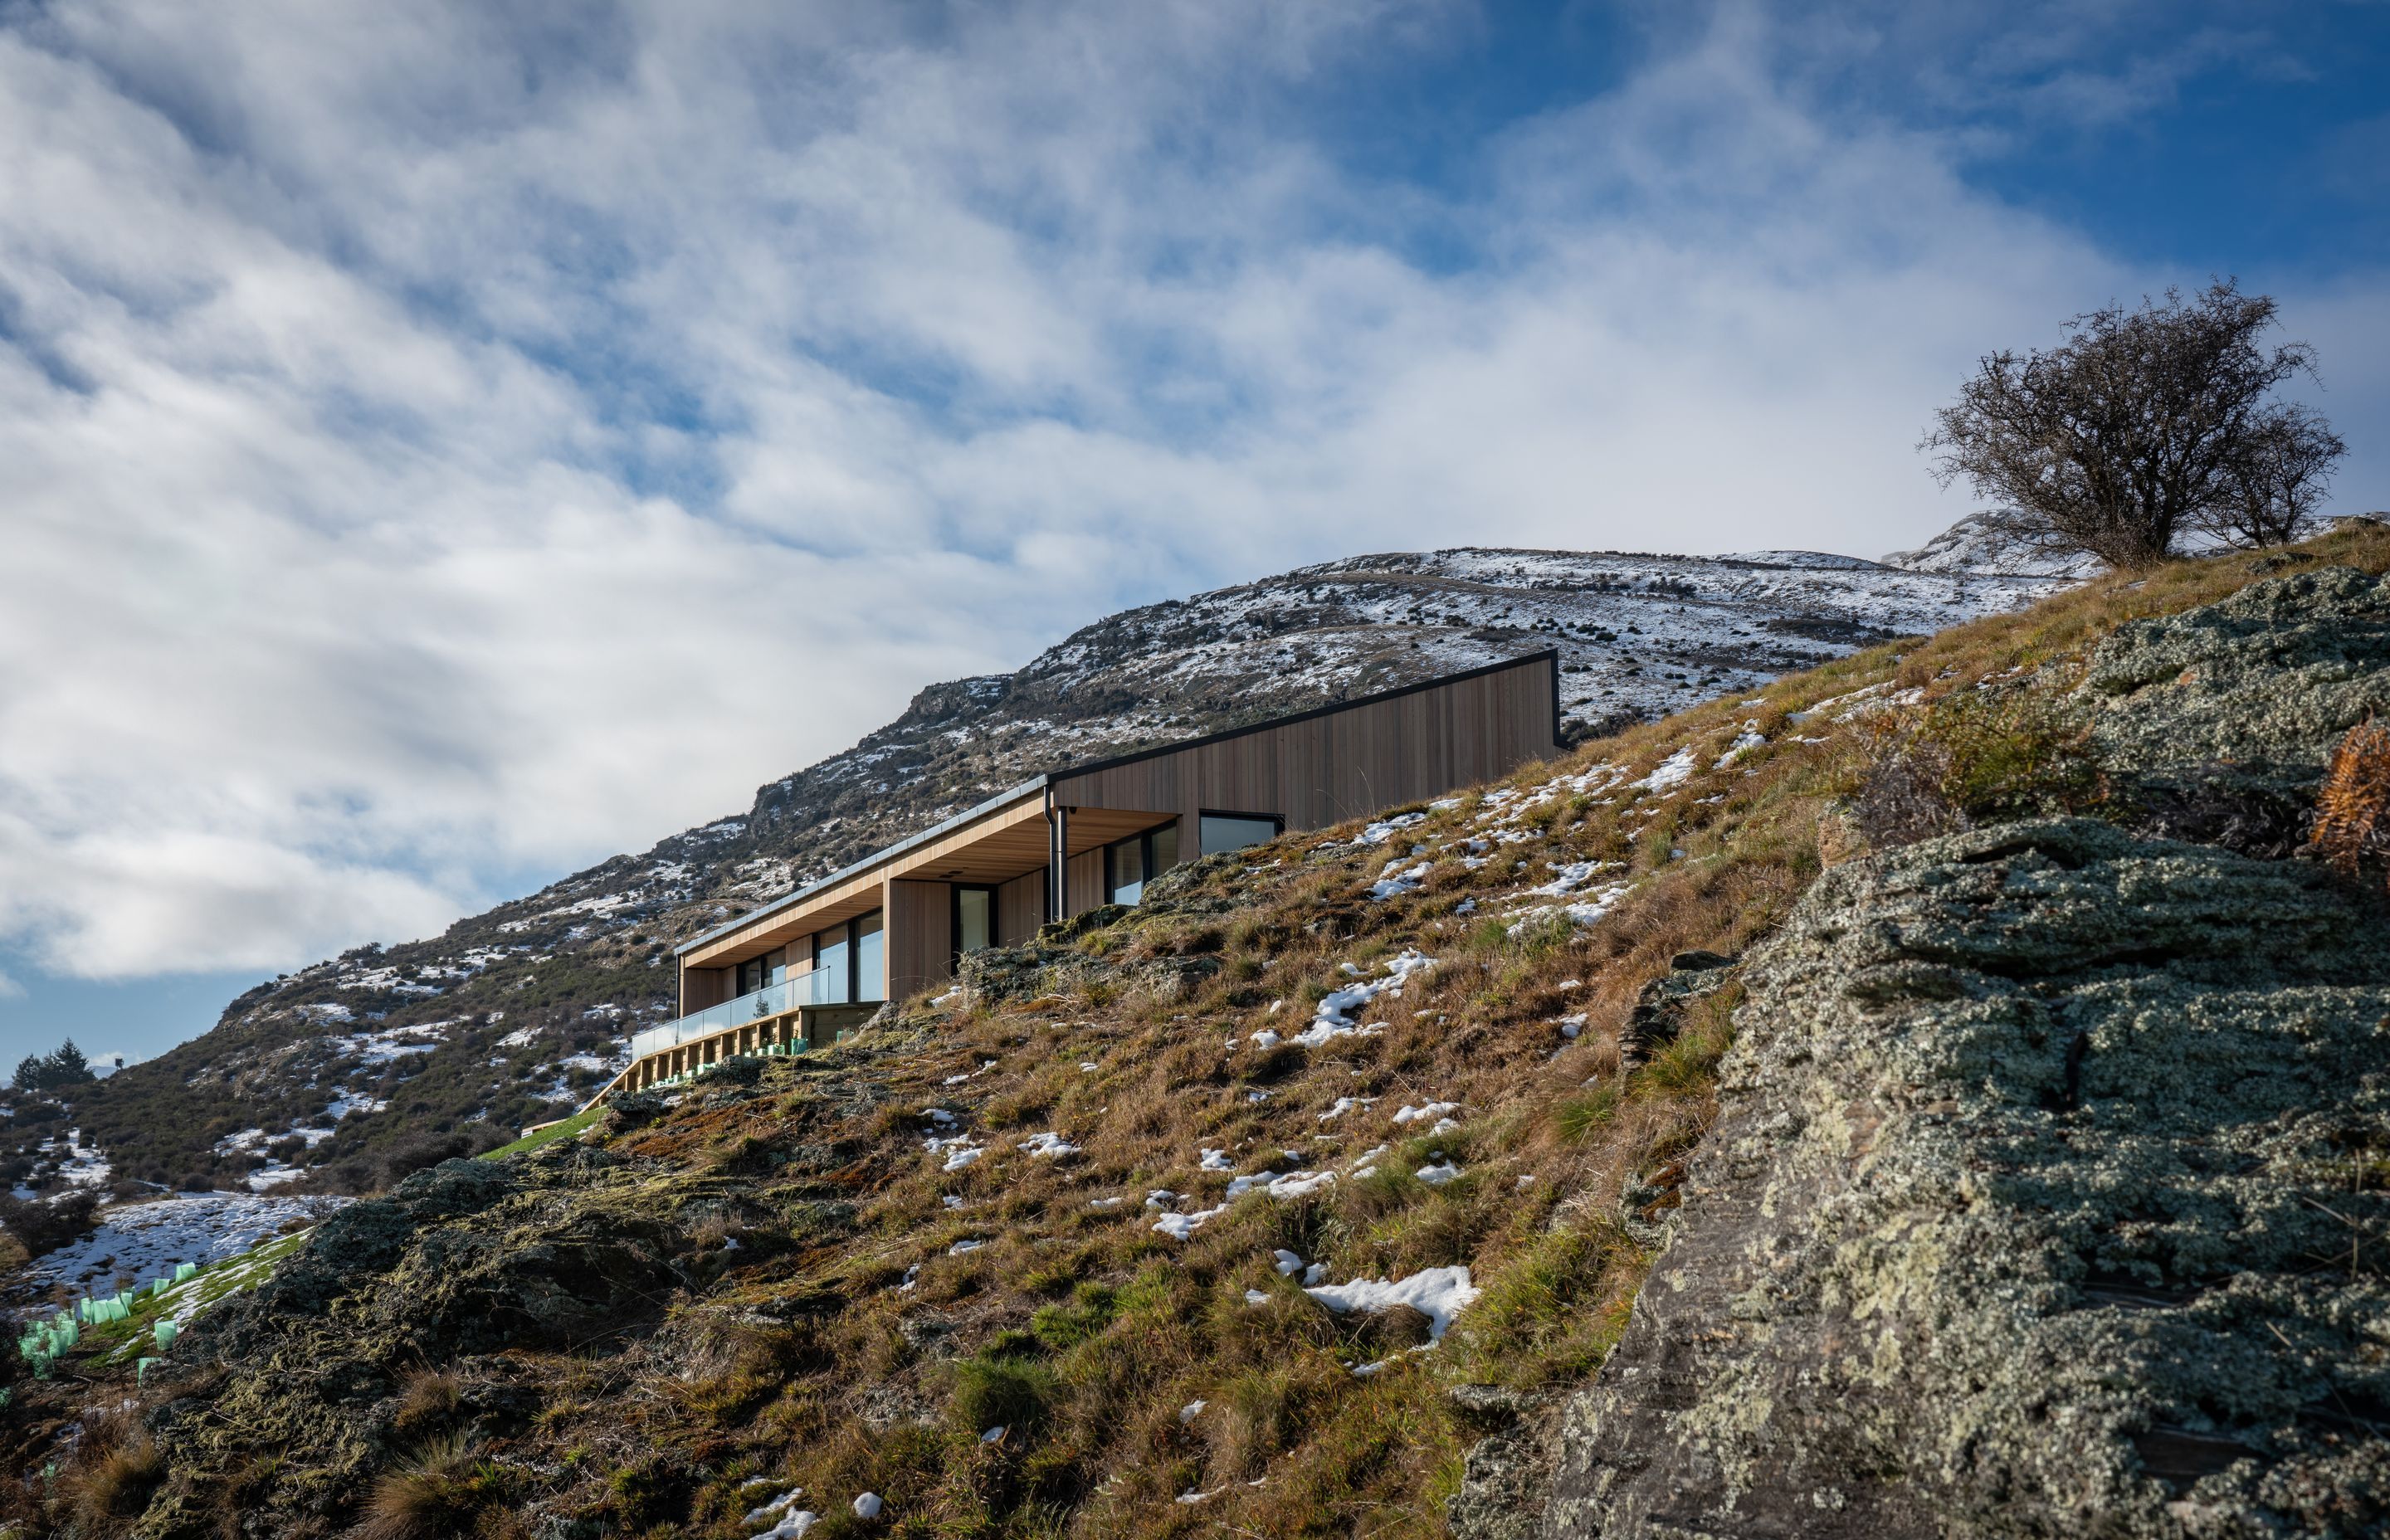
(56, 1409, 165, 1534)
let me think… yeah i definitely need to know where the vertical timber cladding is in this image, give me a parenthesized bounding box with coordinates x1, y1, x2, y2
(885, 878, 953, 1002)
(1065, 850, 1105, 914)
(1048, 651, 1560, 843)
(996, 870, 1043, 946)
(680, 966, 728, 1016)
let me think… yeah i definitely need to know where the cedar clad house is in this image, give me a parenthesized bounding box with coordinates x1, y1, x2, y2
(607, 651, 1561, 1094)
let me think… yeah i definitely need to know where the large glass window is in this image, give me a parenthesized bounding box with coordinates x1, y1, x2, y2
(812, 925, 850, 1004)
(804, 913, 885, 1003)
(856, 909, 884, 1001)
(1107, 836, 1145, 905)
(955, 886, 994, 956)
(736, 948, 794, 995)
(1105, 822, 1183, 906)
(1201, 811, 1282, 855)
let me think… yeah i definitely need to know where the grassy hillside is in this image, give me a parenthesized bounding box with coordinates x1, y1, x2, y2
(5, 524, 2379, 1539)
(0, 542, 2056, 1202)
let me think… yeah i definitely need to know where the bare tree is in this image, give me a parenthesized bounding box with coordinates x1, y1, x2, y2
(2202, 400, 2346, 549)
(1922, 281, 2339, 570)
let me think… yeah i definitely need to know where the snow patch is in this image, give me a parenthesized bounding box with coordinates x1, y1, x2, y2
(1304, 1265, 1480, 1340)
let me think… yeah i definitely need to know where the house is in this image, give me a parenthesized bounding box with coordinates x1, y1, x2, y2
(602, 651, 1560, 1096)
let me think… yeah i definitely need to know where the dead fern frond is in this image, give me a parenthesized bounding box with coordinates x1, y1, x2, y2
(2311, 718, 2390, 884)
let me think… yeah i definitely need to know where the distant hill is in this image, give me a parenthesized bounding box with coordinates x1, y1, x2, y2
(0, 524, 2065, 1204)
(1880, 510, 2103, 578)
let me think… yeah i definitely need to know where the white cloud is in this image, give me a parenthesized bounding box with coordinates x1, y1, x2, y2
(0, 1, 2381, 981)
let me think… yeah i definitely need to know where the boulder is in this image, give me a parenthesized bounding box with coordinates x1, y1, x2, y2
(2086, 565, 2390, 780)
(1544, 818, 2390, 1539)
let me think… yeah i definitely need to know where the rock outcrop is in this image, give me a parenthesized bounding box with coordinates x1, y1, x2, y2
(1542, 568, 2390, 1538)
(1544, 820, 2390, 1537)
(2090, 562, 2390, 858)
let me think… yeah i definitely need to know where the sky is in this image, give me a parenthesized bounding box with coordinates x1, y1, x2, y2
(2, 0, 2385, 1066)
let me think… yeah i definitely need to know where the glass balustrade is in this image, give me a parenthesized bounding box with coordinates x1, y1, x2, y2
(627, 948, 890, 1065)
(628, 975, 808, 1060)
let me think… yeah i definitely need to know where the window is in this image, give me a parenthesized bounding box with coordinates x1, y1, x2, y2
(954, 885, 995, 958)
(1105, 821, 1180, 906)
(811, 925, 850, 1005)
(1106, 835, 1143, 905)
(735, 948, 793, 996)
(856, 909, 884, 1002)
(807, 909, 886, 1004)
(1200, 811, 1282, 855)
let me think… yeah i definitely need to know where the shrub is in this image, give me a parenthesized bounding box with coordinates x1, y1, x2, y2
(1929, 691, 2103, 820)
(0, 1190, 98, 1256)
(69, 1428, 164, 1524)
(2313, 719, 2390, 886)
(393, 1366, 463, 1434)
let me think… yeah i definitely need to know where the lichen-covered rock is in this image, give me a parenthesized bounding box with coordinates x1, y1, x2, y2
(1448, 1385, 1567, 1540)
(962, 918, 1222, 1004)
(2085, 563, 2390, 785)
(1545, 818, 2390, 1539)
(959, 938, 1105, 1001)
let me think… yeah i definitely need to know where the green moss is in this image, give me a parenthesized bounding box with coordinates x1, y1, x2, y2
(480, 1105, 602, 1161)
(87, 1226, 317, 1367)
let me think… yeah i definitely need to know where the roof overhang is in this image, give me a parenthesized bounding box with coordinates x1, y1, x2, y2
(676, 776, 1048, 961)
(674, 777, 1173, 971)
